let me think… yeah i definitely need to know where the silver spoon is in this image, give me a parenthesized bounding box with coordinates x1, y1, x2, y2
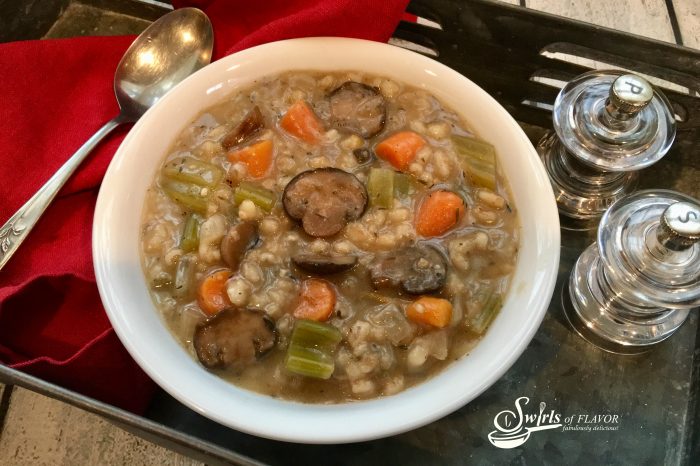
(0, 8, 213, 270)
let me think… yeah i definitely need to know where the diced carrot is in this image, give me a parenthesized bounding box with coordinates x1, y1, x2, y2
(406, 297, 453, 328)
(415, 190, 466, 237)
(227, 140, 273, 178)
(280, 100, 323, 143)
(293, 278, 337, 322)
(375, 131, 426, 170)
(197, 269, 232, 316)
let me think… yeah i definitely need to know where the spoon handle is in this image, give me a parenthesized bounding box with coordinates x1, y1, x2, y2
(527, 424, 562, 432)
(0, 115, 125, 271)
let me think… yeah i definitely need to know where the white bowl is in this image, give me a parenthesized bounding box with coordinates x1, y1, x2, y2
(93, 37, 560, 443)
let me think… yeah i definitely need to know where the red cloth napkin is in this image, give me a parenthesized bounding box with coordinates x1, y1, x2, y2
(173, 0, 409, 56)
(0, 0, 409, 414)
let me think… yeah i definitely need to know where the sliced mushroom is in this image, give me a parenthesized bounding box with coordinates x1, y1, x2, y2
(221, 106, 264, 150)
(369, 244, 447, 295)
(292, 253, 358, 275)
(282, 168, 368, 237)
(329, 82, 386, 138)
(193, 308, 277, 371)
(220, 222, 258, 270)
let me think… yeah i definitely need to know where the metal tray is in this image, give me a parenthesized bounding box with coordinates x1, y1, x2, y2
(1, 0, 699, 464)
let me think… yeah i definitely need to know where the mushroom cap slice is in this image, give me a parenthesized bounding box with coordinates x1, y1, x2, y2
(292, 253, 358, 275)
(369, 244, 448, 295)
(221, 106, 264, 150)
(282, 168, 368, 237)
(193, 308, 277, 372)
(220, 222, 258, 270)
(329, 81, 386, 138)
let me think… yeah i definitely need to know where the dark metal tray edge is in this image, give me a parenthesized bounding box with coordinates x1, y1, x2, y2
(0, 0, 697, 464)
(0, 366, 259, 466)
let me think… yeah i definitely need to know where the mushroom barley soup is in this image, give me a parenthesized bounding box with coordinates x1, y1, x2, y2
(140, 71, 519, 402)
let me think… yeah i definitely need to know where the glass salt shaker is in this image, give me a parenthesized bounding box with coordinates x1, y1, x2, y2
(538, 71, 676, 230)
(564, 190, 700, 354)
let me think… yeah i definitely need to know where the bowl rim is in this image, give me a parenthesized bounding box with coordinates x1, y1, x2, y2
(93, 37, 560, 444)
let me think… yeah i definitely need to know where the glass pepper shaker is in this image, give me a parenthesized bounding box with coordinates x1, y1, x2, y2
(564, 190, 700, 354)
(538, 71, 676, 229)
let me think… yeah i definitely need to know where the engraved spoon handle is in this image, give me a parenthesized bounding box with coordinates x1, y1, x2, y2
(0, 115, 125, 271)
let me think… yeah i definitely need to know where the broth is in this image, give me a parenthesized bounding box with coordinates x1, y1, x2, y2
(140, 71, 519, 402)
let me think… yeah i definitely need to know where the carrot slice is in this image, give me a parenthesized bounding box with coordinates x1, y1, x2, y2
(227, 140, 273, 178)
(406, 297, 453, 328)
(375, 131, 426, 170)
(280, 100, 323, 143)
(197, 269, 232, 316)
(415, 190, 466, 237)
(293, 278, 337, 322)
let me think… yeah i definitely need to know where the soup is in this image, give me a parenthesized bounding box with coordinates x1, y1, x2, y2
(140, 71, 519, 403)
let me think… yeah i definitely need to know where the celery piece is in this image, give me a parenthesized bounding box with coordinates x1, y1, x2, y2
(179, 213, 201, 253)
(463, 154, 497, 191)
(173, 253, 197, 298)
(285, 346, 335, 379)
(470, 289, 502, 335)
(162, 156, 224, 187)
(452, 135, 497, 190)
(161, 178, 210, 213)
(453, 135, 496, 161)
(393, 172, 412, 197)
(284, 320, 342, 379)
(234, 181, 276, 212)
(290, 319, 342, 351)
(367, 168, 394, 208)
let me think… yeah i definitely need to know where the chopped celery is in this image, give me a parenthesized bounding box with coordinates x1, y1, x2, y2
(393, 172, 412, 197)
(453, 135, 496, 162)
(160, 178, 210, 213)
(290, 319, 342, 350)
(285, 346, 335, 379)
(452, 135, 497, 190)
(465, 160, 497, 191)
(173, 253, 197, 298)
(367, 168, 394, 208)
(162, 156, 224, 187)
(234, 181, 276, 212)
(285, 320, 342, 379)
(179, 213, 201, 253)
(469, 288, 502, 335)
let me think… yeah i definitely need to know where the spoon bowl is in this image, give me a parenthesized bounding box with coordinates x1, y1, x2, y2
(0, 8, 213, 271)
(116, 8, 213, 119)
(488, 429, 531, 449)
(488, 423, 562, 449)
